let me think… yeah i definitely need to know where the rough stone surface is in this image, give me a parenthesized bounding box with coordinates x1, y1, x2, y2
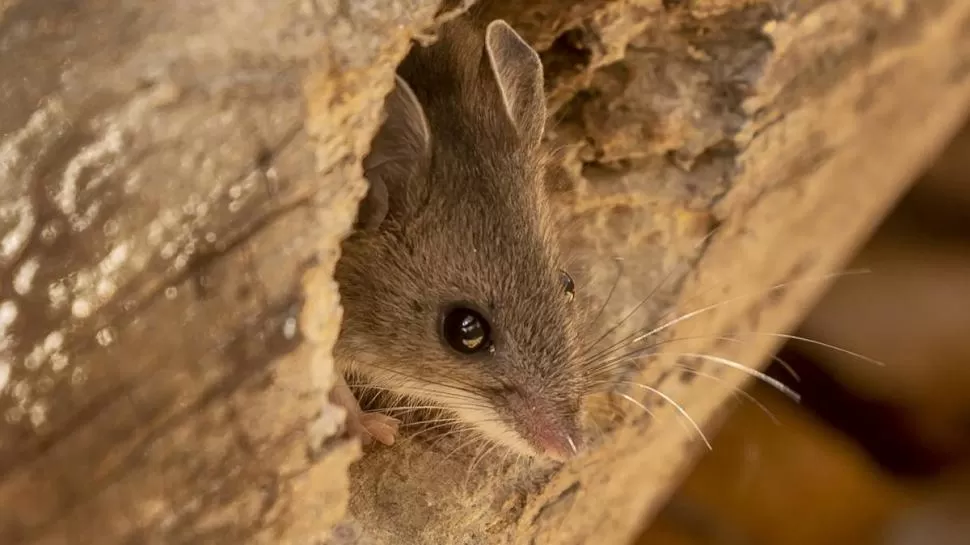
(0, 0, 968, 544)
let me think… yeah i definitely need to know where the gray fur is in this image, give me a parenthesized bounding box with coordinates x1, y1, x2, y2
(356, 76, 430, 230)
(335, 18, 584, 457)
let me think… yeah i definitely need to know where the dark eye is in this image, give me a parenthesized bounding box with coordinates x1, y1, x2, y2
(442, 307, 492, 354)
(560, 270, 575, 302)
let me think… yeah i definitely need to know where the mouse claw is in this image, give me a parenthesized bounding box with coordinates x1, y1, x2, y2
(359, 412, 401, 446)
(329, 374, 400, 448)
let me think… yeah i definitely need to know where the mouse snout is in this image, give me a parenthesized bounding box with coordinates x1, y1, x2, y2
(503, 390, 580, 461)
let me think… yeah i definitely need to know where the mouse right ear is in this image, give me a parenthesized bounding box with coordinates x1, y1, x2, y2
(483, 20, 546, 151)
(356, 75, 431, 231)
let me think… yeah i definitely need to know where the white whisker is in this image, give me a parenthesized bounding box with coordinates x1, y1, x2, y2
(615, 387, 712, 451)
(741, 332, 886, 367)
(630, 269, 871, 347)
(585, 333, 801, 382)
(566, 435, 578, 455)
(667, 352, 799, 401)
(466, 441, 501, 486)
(674, 365, 780, 425)
(615, 392, 656, 420)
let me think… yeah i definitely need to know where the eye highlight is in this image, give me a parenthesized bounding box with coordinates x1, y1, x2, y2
(442, 307, 492, 354)
(559, 270, 575, 302)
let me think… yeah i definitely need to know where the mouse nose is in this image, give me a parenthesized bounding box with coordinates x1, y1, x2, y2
(532, 425, 580, 461)
(504, 392, 581, 460)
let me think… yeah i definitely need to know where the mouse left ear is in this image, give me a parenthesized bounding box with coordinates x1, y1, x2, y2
(356, 74, 431, 230)
(483, 20, 546, 150)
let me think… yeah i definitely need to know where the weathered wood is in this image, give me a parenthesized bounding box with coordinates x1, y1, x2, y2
(1, 0, 968, 544)
(0, 1, 444, 543)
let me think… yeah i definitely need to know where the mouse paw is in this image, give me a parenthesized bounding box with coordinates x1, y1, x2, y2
(342, 406, 400, 447)
(358, 412, 401, 446)
(329, 374, 400, 447)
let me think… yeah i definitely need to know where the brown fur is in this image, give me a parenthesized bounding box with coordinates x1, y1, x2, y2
(334, 18, 585, 458)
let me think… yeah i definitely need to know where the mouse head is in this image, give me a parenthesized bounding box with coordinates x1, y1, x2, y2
(336, 20, 587, 461)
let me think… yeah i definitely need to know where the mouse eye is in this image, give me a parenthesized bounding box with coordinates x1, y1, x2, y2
(442, 307, 492, 354)
(559, 270, 575, 302)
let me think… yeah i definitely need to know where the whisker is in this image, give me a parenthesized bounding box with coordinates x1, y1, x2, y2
(424, 425, 470, 449)
(585, 409, 608, 441)
(673, 365, 780, 425)
(353, 363, 489, 397)
(585, 256, 625, 334)
(612, 392, 658, 419)
(738, 331, 886, 367)
(377, 403, 489, 414)
(440, 429, 482, 463)
(580, 225, 723, 358)
(461, 437, 489, 480)
(633, 269, 871, 346)
(586, 269, 869, 388)
(581, 259, 687, 358)
(583, 347, 799, 403)
(666, 352, 799, 402)
(403, 416, 465, 427)
(711, 336, 800, 381)
(566, 435, 578, 455)
(583, 269, 872, 370)
(611, 384, 712, 451)
(353, 360, 493, 395)
(581, 333, 800, 382)
(464, 441, 502, 491)
(348, 379, 483, 402)
(403, 423, 464, 442)
(354, 394, 494, 414)
(466, 441, 489, 480)
(407, 417, 507, 439)
(500, 447, 513, 471)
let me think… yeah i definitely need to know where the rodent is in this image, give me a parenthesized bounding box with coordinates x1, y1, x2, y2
(330, 17, 586, 461)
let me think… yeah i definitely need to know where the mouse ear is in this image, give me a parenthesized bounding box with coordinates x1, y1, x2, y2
(356, 75, 431, 230)
(483, 20, 546, 150)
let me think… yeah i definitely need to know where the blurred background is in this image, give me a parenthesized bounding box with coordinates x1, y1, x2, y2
(636, 116, 970, 545)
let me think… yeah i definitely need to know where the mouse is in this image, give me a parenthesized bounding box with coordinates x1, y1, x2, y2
(329, 17, 586, 461)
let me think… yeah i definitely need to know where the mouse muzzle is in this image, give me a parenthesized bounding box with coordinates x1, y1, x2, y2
(504, 391, 581, 461)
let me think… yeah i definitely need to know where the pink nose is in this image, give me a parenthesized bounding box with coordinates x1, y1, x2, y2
(505, 393, 580, 460)
(533, 427, 578, 461)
